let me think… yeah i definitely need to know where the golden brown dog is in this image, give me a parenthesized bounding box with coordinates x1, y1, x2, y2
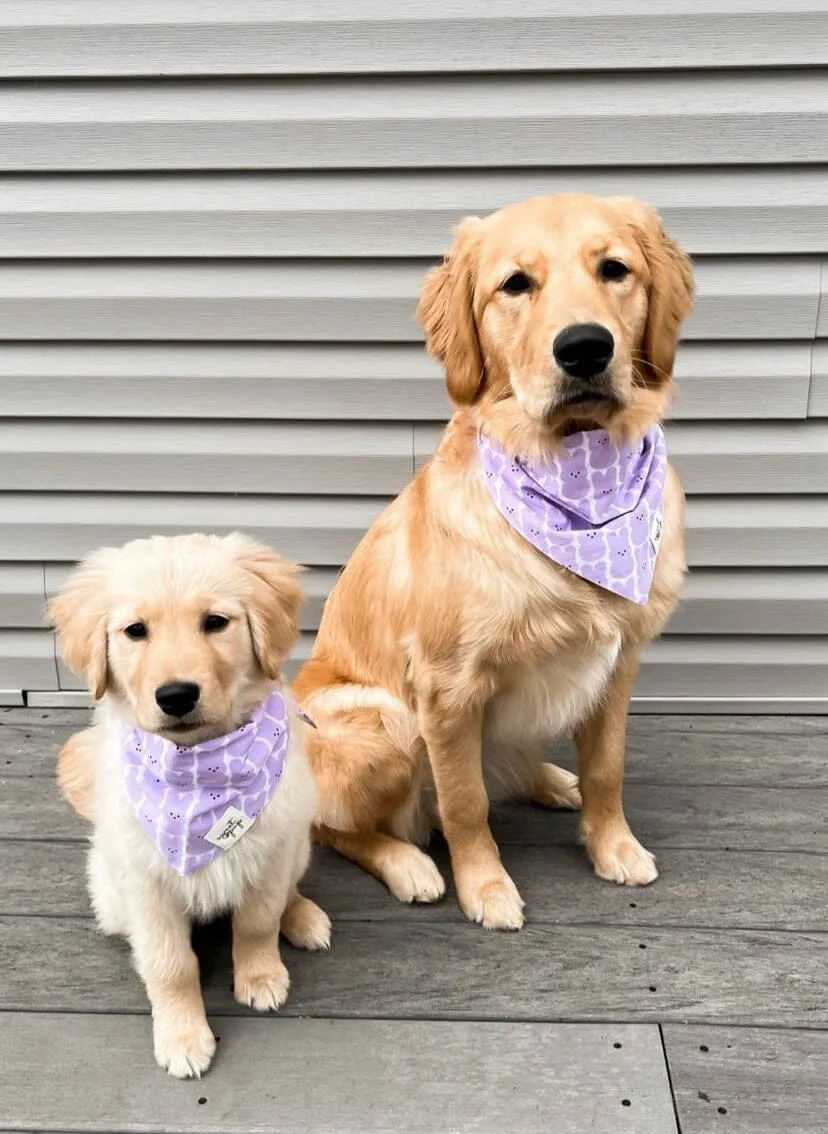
(294, 194, 692, 930)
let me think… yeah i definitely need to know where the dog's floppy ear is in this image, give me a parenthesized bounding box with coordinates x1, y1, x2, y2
(230, 534, 304, 680)
(417, 216, 485, 407)
(47, 549, 116, 700)
(619, 199, 694, 390)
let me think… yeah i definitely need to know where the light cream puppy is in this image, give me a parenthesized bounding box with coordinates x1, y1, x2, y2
(50, 532, 330, 1079)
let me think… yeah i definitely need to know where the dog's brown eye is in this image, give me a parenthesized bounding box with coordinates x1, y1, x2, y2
(124, 622, 148, 641)
(600, 259, 630, 282)
(500, 271, 533, 295)
(203, 614, 230, 634)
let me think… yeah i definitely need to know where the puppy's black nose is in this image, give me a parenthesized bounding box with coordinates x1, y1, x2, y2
(553, 323, 615, 379)
(155, 681, 201, 719)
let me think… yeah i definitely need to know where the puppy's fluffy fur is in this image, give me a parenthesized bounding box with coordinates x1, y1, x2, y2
(50, 533, 330, 1078)
(294, 194, 693, 930)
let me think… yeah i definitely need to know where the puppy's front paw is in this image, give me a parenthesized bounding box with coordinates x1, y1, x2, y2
(281, 895, 332, 952)
(235, 955, 290, 1012)
(588, 828, 657, 887)
(457, 866, 525, 931)
(153, 1016, 216, 1079)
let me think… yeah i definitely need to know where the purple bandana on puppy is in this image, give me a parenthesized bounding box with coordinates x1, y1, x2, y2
(121, 691, 302, 876)
(478, 426, 668, 605)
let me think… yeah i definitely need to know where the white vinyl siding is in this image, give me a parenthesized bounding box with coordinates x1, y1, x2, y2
(0, 1, 826, 710)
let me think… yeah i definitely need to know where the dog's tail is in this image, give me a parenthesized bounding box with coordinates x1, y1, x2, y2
(57, 727, 97, 821)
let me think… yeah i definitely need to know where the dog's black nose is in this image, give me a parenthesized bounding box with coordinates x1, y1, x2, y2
(553, 323, 615, 380)
(155, 681, 201, 718)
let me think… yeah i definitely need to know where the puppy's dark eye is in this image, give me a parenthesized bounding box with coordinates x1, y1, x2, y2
(500, 271, 534, 295)
(203, 614, 230, 634)
(600, 259, 630, 282)
(124, 622, 148, 641)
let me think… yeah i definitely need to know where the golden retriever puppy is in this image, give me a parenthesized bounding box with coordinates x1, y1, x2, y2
(295, 194, 692, 931)
(50, 533, 331, 1077)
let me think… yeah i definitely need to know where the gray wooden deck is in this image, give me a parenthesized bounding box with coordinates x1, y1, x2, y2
(0, 710, 825, 1134)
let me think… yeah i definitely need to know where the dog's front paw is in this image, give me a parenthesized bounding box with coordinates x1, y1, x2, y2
(383, 844, 446, 904)
(281, 895, 332, 952)
(235, 955, 290, 1012)
(587, 827, 657, 887)
(153, 1016, 216, 1079)
(456, 866, 525, 931)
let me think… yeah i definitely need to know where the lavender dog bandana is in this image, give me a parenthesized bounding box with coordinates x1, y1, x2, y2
(478, 426, 668, 604)
(121, 691, 298, 876)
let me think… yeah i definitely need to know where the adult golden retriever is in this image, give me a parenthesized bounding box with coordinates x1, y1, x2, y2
(51, 533, 330, 1076)
(294, 194, 692, 931)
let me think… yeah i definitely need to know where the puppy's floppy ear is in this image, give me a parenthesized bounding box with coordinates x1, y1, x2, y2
(47, 549, 116, 700)
(230, 534, 304, 680)
(417, 216, 485, 407)
(619, 198, 694, 390)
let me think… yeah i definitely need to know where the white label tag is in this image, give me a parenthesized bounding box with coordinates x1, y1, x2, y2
(650, 512, 663, 553)
(203, 806, 254, 849)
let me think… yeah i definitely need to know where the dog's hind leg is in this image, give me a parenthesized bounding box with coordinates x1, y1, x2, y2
(318, 827, 445, 904)
(280, 890, 332, 951)
(530, 761, 582, 810)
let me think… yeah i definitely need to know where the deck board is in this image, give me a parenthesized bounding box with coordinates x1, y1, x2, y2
(1, 915, 824, 1029)
(5, 709, 826, 785)
(663, 1025, 828, 1134)
(0, 1015, 677, 1134)
(3, 840, 826, 933)
(4, 775, 826, 855)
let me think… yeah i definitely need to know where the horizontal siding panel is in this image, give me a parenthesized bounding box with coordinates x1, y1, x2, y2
(809, 341, 828, 415)
(1, 169, 827, 257)
(0, 73, 823, 171)
(9, 420, 826, 497)
(46, 563, 341, 634)
(54, 631, 828, 700)
(415, 422, 828, 493)
(670, 570, 828, 635)
(0, 495, 388, 566)
(2, 494, 825, 568)
(0, 342, 809, 422)
(1, 3, 824, 77)
(42, 565, 828, 638)
(0, 630, 55, 689)
(0, 566, 44, 628)
(688, 498, 828, 567)
(0, 258, 818, 341)
(0, 422, 413, 496)
(637, 636, 828, 700)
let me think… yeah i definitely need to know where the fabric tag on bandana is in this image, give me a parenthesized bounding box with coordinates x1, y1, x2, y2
(650, 511, 664, 553)
(203, 805, 255, 849)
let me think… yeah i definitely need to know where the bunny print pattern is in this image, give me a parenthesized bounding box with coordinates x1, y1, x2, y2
(121, 691, 291, 875)
(477, 426, 668, 605)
